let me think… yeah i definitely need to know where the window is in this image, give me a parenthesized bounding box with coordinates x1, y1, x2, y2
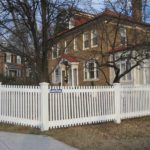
(26, 68, 31, 77)
(91, 30, 98, 47)
(69, 18, 74, 29)
(17, 70, 21, 77)
(17, 56, 21, 64)
(52, 44, 60, 59)
(142, 61, 150, 85)
(74, 38, 77, 51)
(83, 32, 89, 49)
(65, 40, 73, 53)
(6, 52, 11, 63)
(84, 60, 98, 80)
(117, 60, 132, 81)
(53, 67, 61, 83)
(119, 27, 127, 46)
(8, 70, 17, 77)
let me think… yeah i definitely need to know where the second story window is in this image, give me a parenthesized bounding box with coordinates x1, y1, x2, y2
(52, 44, 60, 59)
(91, 30, 98, 47)
(52, 47, 57, 59)
(17, 56, 21, 64)
(65, 40, 73, 53)
(74, 38, 77, 51)
(83, 32, 89, 50)
(6, 52, 11, 63)
(119, 27, 127, 46)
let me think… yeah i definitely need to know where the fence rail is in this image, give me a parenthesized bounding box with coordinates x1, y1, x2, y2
(0, 82, 150, 131)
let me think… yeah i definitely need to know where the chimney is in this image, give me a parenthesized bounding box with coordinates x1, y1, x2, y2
(132, 0, 142, 22)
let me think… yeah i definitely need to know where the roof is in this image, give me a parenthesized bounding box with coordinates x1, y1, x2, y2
(52, 8, 150, 39)
(62, 54, 78, 62)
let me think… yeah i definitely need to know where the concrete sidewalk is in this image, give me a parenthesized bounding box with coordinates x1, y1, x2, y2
(0, 131, 78, 150)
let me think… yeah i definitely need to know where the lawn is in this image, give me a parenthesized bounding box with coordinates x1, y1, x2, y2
(0, 117, 150, 150)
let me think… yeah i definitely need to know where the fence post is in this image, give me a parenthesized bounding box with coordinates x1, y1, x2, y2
(0, 82, 1, 122)
(40, 82, 49, 131)
(114, 83, 121, 124)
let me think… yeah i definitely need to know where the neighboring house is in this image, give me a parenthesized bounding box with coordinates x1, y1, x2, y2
(0, 51, 27, 78)
(48, 6, 150, 86)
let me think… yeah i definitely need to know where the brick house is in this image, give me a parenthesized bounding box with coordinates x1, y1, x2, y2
(0, 50, 28, 79)
(48, 7, 150, 86)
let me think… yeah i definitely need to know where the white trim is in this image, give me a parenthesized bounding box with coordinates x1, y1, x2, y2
(16, 56, 21, 64)
(91, 29, 98, 48)
(84, 60, 99, 81)
(83, 32, 89, 50)
(119, 27, 127, 46)
(74, 38, 77, 51)
(6, 52, 12, 63)
(52, 46, 57, 59)
(65, 41, 67, 53)
(117, 60, 133, 82)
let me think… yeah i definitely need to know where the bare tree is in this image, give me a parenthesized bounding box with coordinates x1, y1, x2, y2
(66, 0, 150, 85)
(0, 0, 80, 83)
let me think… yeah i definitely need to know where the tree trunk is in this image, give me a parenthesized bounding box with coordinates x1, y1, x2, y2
(40, 0, 49, 82)
(113, 67, 120, 83)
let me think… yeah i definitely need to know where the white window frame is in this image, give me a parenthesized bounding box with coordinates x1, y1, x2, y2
(83, 32, 89, 50)
(16, 56, 21, 64)
(52, 44, 60, 59)
(142, 61, 150, 85)
(115, 54, 132, 82)
(119, 27, 127, 46)
(65, 41, 67, 53)
(84, 60, 99, 81)
(91, 29, 98, 47)
(6, 52, 11, 63)
(74, 38, 77, 51)
(69, 18, 74, 29)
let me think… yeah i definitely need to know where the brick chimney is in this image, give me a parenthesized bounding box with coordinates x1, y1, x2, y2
(132, 0, 142, 22)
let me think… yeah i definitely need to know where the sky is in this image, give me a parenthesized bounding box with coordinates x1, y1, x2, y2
(79, 0, 150, 22)
(78, 0, 105, 13)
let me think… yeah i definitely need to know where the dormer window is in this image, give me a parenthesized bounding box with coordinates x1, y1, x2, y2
(83, 32, 89, 50)
(119, 27, 127, 46)
(69, 18, 74, 29)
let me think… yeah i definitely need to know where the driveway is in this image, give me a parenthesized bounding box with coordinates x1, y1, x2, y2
(0, 131, 78, 150)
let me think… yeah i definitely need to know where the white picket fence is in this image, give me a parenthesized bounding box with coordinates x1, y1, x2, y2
(0, 82, 150, 131)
